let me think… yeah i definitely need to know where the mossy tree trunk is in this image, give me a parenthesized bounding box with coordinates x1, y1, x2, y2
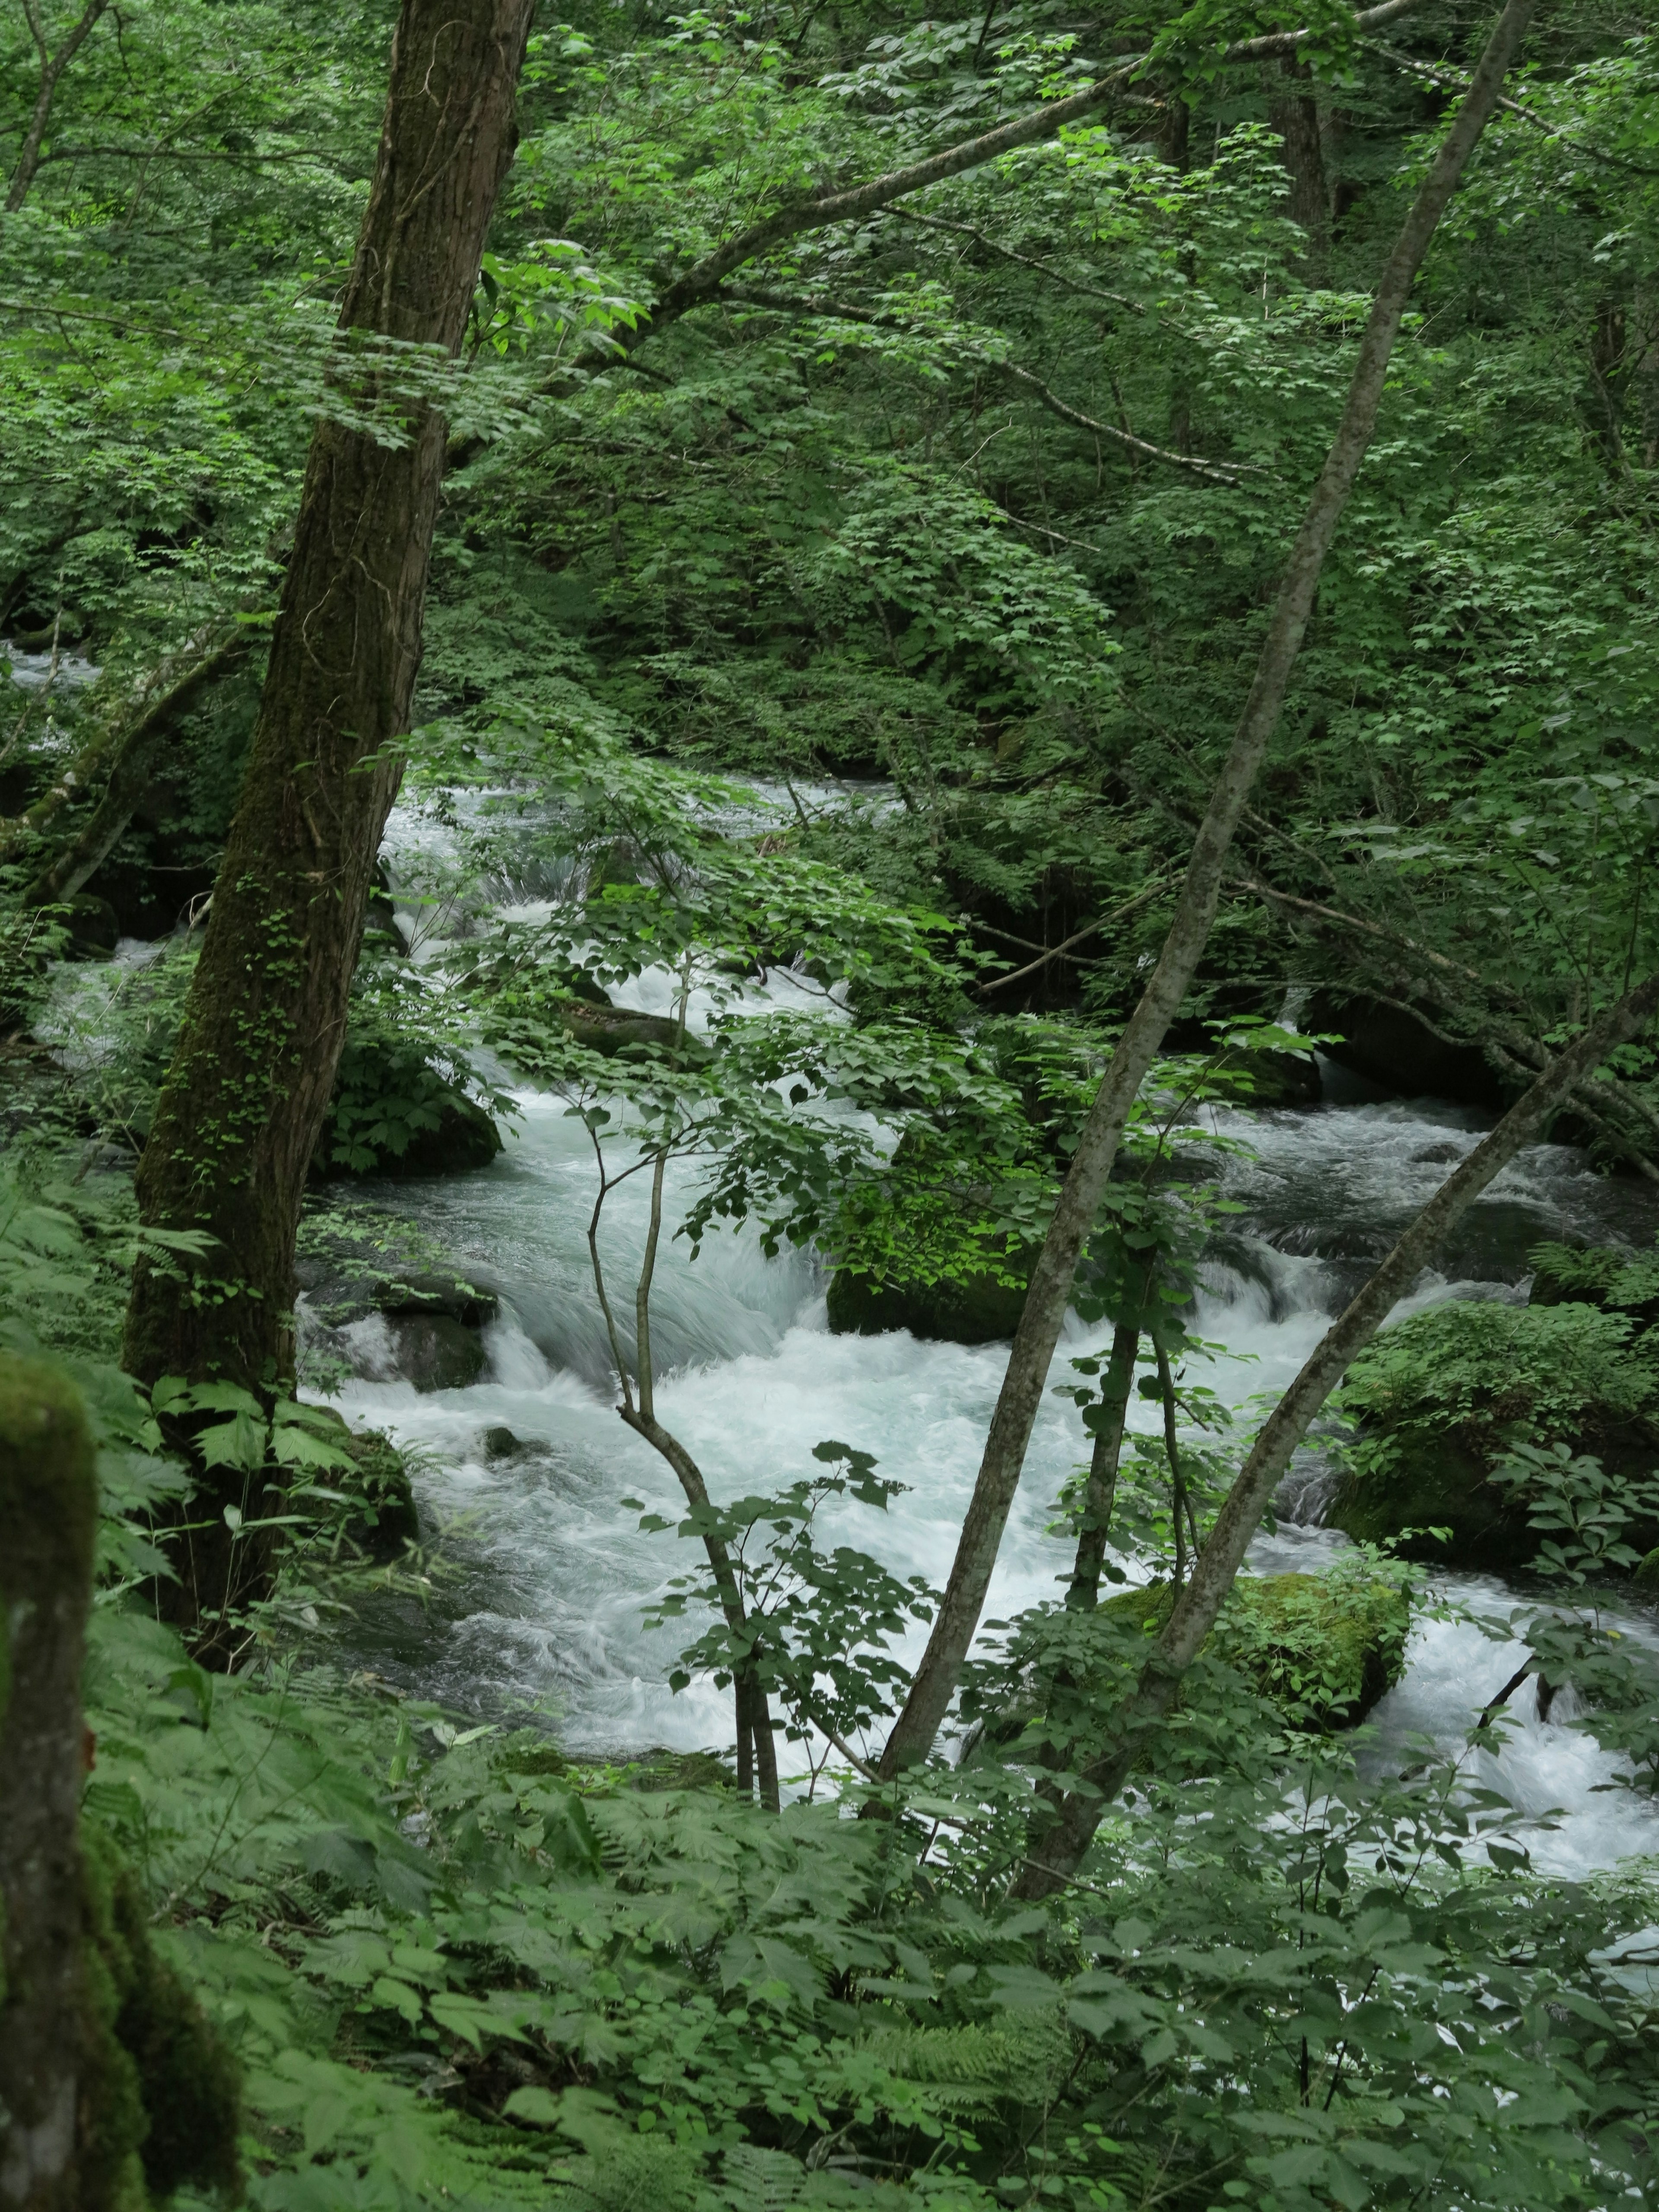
(121, 0, 535, 1649)
(0, 1354, 97, 2212)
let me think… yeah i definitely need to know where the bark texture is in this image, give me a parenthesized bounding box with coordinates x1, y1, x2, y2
(1012, 967, 1659, 1896)
(0, 1354, 97, 2212)
(1269, 58, 1328, 271)
(122, 0, 534, 1646)
(875, 0, 1539, 1780)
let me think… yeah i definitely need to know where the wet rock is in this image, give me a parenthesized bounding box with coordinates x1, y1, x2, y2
(61, 893, 119, 958)
(1219, 1046, 1322, 1107)
(1306, 989, 1506, 1109)
(482, 1424, 521, 1458)
(827, 1265, 1027, 1345)
(296, 1219, 497, 1391)
(390, 1313, 487, 1392)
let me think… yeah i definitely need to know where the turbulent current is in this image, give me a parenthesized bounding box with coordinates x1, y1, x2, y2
(320, 1025, 1659, 1878)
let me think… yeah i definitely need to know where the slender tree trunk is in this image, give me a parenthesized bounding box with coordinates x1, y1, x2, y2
(1066, 1320, 1139, 1610)
(121, 0, 534, 1651)
(0, 1354, 97, 2212)
(1011, 968, 1659, 1896)
(875, 0, 1539, 1781)
(4, 0, 110, 213)
(16, 633, 255, 907)
(619, 1405, 783, 1812)
(1636, 275, 1659, 470)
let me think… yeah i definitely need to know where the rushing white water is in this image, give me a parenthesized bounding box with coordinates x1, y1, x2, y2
(320, 1064, 1659, 1872)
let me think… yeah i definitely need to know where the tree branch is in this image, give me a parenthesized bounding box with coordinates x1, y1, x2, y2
(5, 0, 111, 213)
(873, 0, 1539, 1783)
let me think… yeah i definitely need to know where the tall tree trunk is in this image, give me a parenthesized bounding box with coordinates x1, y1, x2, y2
(1637, 275, 1659, 470)
(874, 0, 1539, 1782)
(122, 0, 535, 1648)
(4, 0, 110, 213)
(1065, 1319, 1139, 1611)
(0, 1354, 97, 2212)
(1012, 969, 1659, 1897)
(1269, 58, 1328, 276)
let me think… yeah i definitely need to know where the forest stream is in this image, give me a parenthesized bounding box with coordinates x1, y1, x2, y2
(221, 798, 1659, 1886)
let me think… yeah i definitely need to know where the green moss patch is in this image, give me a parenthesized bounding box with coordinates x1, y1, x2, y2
(1105, 1557, 1411, 1733)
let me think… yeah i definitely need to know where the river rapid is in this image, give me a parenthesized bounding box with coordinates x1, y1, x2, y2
(289, 798, 1659, 1880)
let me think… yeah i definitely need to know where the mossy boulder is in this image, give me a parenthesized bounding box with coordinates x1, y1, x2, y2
(1326, 1298, 1659, 1567)
(305, 1406, 421, 1557)
(79, 1827, 243, 2209)
(826, 1265, 1028, 1345)
(539, 993, 712, 1062)
(1215, 1046, 1321, 1108)
(1105, 1564, 1410, 1732)
(314, 1035, 502, 1179)
(297, 1220, 497, 1394)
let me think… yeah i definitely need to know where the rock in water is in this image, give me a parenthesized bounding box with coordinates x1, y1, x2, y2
(826, 1265, 1027, 1344)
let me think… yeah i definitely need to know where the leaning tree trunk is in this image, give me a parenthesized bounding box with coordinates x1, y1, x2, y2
(874, 0, 1540, 1781)
(1011, 967, 1659, 1897)
(123, 0, 535, 1647)
(0, 1354, 98, 2212)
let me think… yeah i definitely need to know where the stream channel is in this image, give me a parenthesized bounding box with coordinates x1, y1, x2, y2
(162, 786, 1659, 1880)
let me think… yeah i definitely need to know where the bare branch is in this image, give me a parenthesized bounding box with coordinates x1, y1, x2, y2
(893, 209, 1146, 315)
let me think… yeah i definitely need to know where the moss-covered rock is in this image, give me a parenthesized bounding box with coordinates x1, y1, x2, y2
(0, 1352, 240, 2209)
(81, 1826, 242, 2208)
(539, 994, 712, 1061)
(314, 1035, 503, 1179)
(1104, 1562, 1410, 1732)
(1326, 1298, 1659, 1567)
(297, 1218, 496, 1393)
(305, 1407, 421, 1557)
(826, 1265, 1028, 1345)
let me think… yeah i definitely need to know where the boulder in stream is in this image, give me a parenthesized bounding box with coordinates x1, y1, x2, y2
(539, 994, 712, 1061)
(826, 1264, 1027, 1344)
(304, 1406, 421, 1557)
(297, 1220, 498, 1394)
(1306, 988, 1506, 1109)
(1326, 1297, 1659, 1567)
(1104, 1565, 1410, 1732)
(313, 1034, 503, 1180)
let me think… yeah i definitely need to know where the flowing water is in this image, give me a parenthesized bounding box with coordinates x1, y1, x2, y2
(319, 1005, 1659, 1876)
(57, 777, 1641, 1876)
